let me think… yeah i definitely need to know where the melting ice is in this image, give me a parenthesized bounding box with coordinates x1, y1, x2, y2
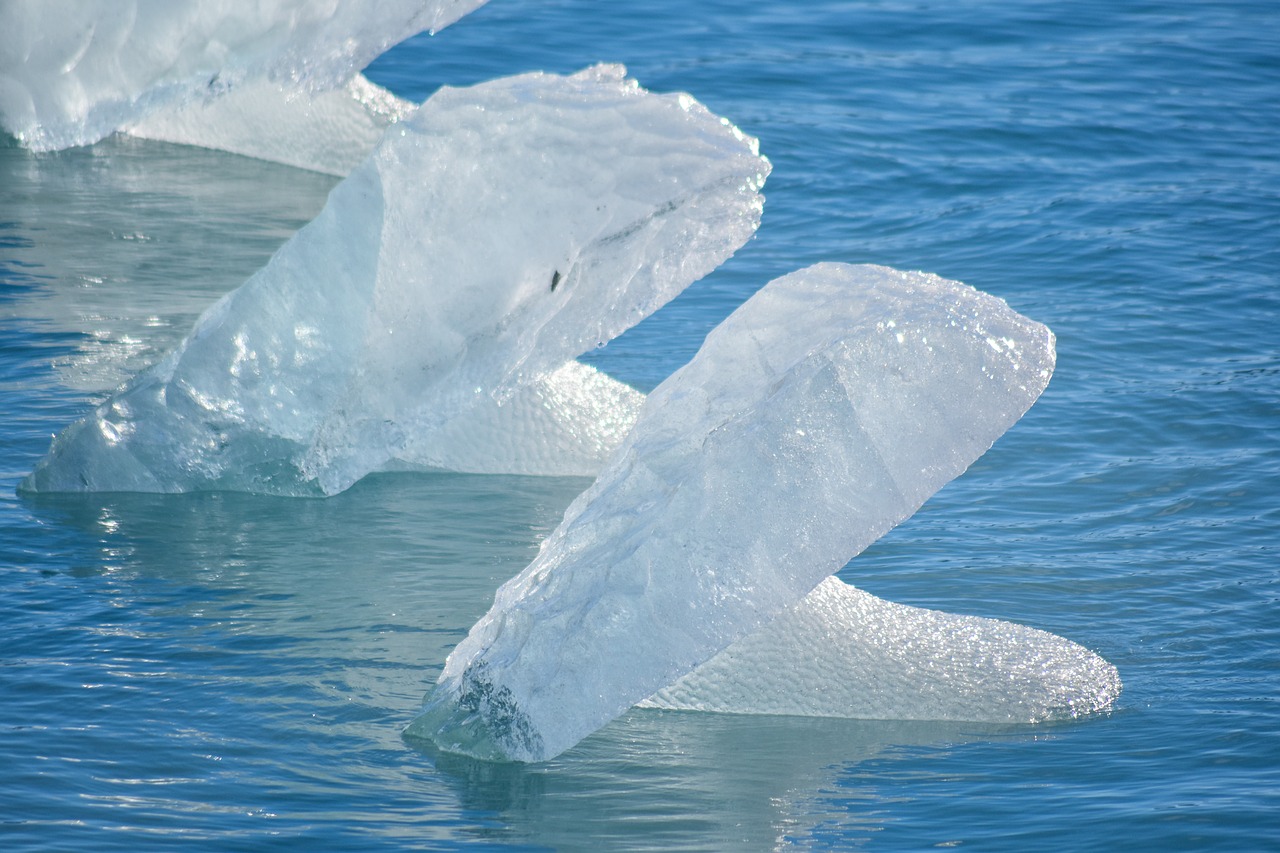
(0, 0, 487, 169)
(20, 65, 769, 495)
(408, 263, 1118, 763)
(8, 7, 1120, 761)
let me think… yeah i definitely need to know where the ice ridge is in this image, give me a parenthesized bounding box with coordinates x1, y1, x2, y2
(20, 65, 769, 496)
(408, 262, 1086, 763)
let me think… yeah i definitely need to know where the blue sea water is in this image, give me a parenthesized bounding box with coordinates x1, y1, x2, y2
(2, 0, 1277, 849)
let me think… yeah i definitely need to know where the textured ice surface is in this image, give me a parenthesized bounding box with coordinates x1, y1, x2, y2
(0, 0, 484, 153)
(127, 73, 415, 176)
(21, 65, 768, 495)
(410, 262, 1061, 762)
(642, 577, 1122, 722)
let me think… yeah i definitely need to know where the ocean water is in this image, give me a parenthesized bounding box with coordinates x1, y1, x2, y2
(1, 0, 1277, 849)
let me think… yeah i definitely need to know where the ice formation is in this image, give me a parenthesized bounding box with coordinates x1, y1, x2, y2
(0, 0, 485, 159)
(126, 72, 416, 177)
(8, 3, 1120, 759)
(409, 262, 1089, 763)
(642, 576, 1122, 722)
(20, 65, 769, 496)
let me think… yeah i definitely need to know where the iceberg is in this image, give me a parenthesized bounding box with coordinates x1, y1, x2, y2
(0, 0, 486, 160)
(20, 65, 769, 495)
(408, 262, 1112, 763)
(7, 4, 1119, 760)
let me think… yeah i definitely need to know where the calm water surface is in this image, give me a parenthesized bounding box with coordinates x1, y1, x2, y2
(2, 0, 1277, 849)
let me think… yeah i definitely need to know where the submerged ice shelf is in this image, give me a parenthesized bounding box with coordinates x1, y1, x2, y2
(643, 576, 1121, 723)
(125, 72, 418, 177)
(407, 263, 1119, 764)
(0, 0, 487, 160)
(21, 65, 768, 495)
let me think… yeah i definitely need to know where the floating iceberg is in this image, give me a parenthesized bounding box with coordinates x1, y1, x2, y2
(0, 0, 485, 164)
(20, 65, 769, 495)
(407, 263, 1120, 763)
(8, 5, 1119, 758)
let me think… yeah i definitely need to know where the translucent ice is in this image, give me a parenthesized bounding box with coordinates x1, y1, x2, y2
(21, 65, 768, 496)
(0, 0, 485, 155)
(643, 577, 1122, 722)
(410, 262, 1065, 762)
(126, 72, 417, 176)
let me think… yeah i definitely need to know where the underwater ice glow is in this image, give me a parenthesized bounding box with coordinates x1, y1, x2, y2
(643, 576, 1122, 723)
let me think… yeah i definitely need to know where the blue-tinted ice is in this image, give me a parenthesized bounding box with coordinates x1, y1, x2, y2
(408, 263, 1118, 762)
(20, 66, 768, 495)
(0, 0, 487, 164)
(8, 7, 1120, 759)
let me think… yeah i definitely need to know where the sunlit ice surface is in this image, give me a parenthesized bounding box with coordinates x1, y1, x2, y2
(412, 264, 1117, 763)
(20, 65, 768, 496)
(0, 0, 488, 162)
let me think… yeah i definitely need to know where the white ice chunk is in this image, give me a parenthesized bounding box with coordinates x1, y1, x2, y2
(643, 577, 1122, 723)
(0, 0, 485, 152)
(21, 65, 768, 495)
(409, 263, 1060, 762)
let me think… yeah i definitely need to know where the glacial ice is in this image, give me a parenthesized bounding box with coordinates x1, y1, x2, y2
(0, 0, 485, 156)
(642, 577, 1122, 722)
(409, 262, 1070, 763)
(7, 2, 1120, 755)
(20, 65, 768, 495)
(126, 73, 416, 177)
